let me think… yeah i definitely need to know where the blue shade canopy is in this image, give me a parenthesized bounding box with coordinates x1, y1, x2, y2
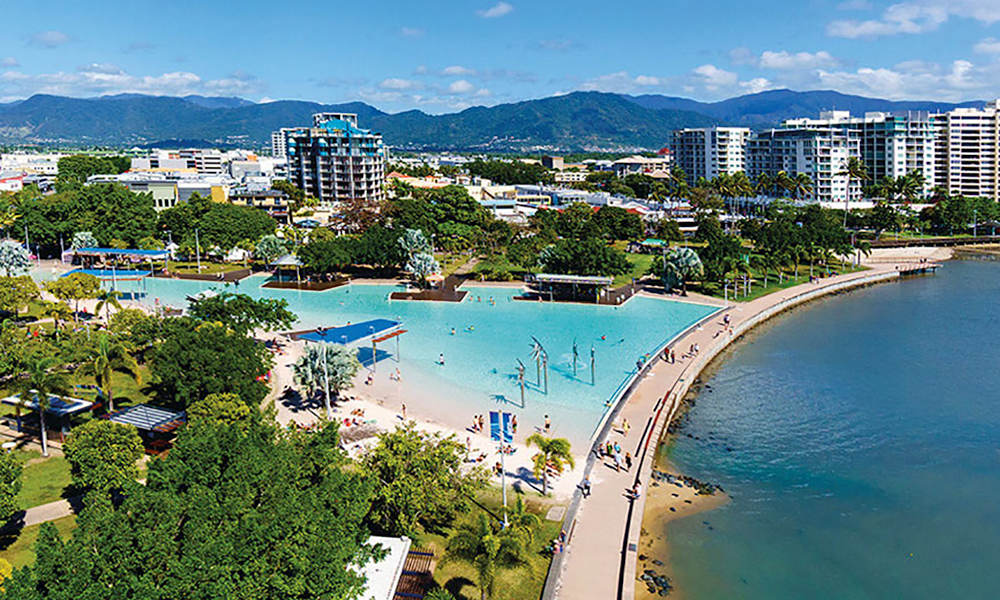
(1, 392, 93, 416)
(296, 319, 401, 345)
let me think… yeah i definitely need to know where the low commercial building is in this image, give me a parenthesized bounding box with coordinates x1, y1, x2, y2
(612, 154, 672, 178)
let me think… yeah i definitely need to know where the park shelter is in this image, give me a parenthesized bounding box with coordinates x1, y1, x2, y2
(529, 273, 614, 303)
(272, 253, 303, 283)
(106, 404, 186, 436)
(1, 391, 93, 441)
(292, 319, 406, 370)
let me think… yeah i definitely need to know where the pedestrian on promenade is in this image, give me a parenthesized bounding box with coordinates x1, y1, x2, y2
(613, 441, 621, 454)
(625, 452, 633, 471)
(401, 403, 406, 420)
(631, 480, 642, 500)
(622, 418, 630, 436)
(606, 441, 614, 457)
(614, 452, 622, 471)
(582, 476, 592, 497)
(512, 415, 518, 434)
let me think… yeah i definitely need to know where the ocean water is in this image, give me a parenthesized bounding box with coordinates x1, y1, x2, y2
(133, 276, 716, 444)
(661, 260, 1000, 599)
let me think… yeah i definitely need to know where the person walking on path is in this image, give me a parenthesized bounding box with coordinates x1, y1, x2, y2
(622, 418, 630, 437)
(582, 476, 592, 498)
(625, 452, 633, 471)
(631, 480, 642, 500)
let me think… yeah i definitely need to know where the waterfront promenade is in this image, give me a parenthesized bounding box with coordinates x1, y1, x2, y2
(548, 262, 911, 600)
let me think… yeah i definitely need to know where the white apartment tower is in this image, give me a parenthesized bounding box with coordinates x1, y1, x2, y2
(783, 110, 936, 197)
(932, 100, 1000, 201)
(670, 127, 751, 185)
(285, 113, 387, 205)
(747, 128, 861, 203)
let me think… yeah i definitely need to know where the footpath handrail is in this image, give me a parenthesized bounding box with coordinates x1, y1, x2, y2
(540, 305, 723, 600)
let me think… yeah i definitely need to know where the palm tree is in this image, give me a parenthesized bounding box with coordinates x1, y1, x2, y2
(754, 172, 773, 197)
(76, 333, 141, 413)
(526, 434, 574, 496)
(773, 171, 795, 198)
(40, 300, 72, 339)
(94, 289, 123, 322)
(507, 496, 541, 544)
(655, 247, 703, 295)
(791, 173, 813, 201)
(444, 513, 531, 600)
(837, 157, 869, 228)
(10, 356, 70, 457)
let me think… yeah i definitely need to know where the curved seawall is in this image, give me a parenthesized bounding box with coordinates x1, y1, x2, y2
(546, 265, 913, 600)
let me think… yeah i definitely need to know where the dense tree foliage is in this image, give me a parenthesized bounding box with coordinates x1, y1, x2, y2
(157, 194, 277, 251)
(188, 292, 296, 334)
(187, 392, 253, 428)
(362, 423, 487, 536)
(299, 238, 355, 273)
(0, 452, 21, 523)
(150, 319, 271, 408)
(2, 419, 377, 600)
(0, 275, 39, 315)
(538, 238, 630, 276)
(466, 160, 553, 185)
(63, 419, 143, 494)
(56, 155, 130, 189)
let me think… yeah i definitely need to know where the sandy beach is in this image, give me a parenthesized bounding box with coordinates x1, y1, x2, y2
(266, 333, 587, 499)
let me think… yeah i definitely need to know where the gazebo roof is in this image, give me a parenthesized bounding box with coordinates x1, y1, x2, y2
(1, 392, 93, 416)
(106, 403, 186, 433)
(272, 254, 303, 267)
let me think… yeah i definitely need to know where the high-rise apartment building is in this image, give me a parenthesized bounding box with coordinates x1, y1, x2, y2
(285, 113, 387, 205)
(747, 128, 861, 203)
(931, 100, 1000, 201)
(271, 129, 298, 158)
(782, 110, 936, 197)
(670, 127, 751, 185)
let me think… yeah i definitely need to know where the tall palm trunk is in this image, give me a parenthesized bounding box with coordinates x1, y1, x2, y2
(39, 410, 49, 457)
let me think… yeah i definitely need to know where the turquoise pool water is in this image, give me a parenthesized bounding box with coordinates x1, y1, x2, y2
(138, 276, 716, 444)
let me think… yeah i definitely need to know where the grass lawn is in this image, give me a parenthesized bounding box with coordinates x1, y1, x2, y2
(435, 253, 473, 278)
(166, 261, 248, 275)
(415, 486, 565, 600)
(615, 253, 654, 288)
(0, 515, 76, 569)
(15, 450, 73, 509)
(695, 263, 867, 302)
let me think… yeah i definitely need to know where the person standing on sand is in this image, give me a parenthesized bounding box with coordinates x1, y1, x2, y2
(401, 403, 406, 420)
(544, 415, 551, 433)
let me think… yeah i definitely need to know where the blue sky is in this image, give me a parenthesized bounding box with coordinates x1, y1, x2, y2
(2, 0, 1000, 112)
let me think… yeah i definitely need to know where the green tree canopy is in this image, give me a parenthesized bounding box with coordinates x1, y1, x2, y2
(0, 275, 39, 315)
(150, 319, 271, 407)
(2, 419, 377, 599)
(538, 238, 630, 276)
(298, 237, 355, 274)
(188, 292, 296, 334)
(362, 423, 487, 536)
(0, 451, 21, 523)
(0, 241, 31, 277)
(187, 392, 253, 428)
(63, 419, 143, 494)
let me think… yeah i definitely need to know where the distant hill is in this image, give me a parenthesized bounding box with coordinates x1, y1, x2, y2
(0, 89, 988, 150)
(625, 89, 985, 128)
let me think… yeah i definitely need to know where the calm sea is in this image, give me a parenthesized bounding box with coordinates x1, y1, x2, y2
(661, 260, 1000, 599)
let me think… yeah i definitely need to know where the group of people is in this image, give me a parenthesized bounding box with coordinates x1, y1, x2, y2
(603, 439, 633, 472)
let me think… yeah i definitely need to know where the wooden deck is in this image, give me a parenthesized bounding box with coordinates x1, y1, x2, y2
(389, 275, 468, 302)
(261, 277, 350, 291)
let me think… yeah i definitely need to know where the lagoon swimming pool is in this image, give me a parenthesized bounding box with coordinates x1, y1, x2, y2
(139, 276, 717, 444)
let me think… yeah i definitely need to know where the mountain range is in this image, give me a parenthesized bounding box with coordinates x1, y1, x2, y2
(0, 89, 986, 151)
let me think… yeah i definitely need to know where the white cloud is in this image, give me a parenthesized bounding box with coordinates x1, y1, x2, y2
(379, 77, 421, 90)
(827, 1, 1000, 39)
(740, 77, 774, 94)
(448, 79, 476, 94)
(633, 75, 661, 86)
(28, 30, 70, 48)
(478, 1, 513, 18)
(974, 37, 1000, 54)
(692, 64, 739, 90)
(77, 63, 124, 75)
(580, 71, 668, 93)
(475, 88, 492, 97)
(1, 57, 18, 68)
(813, 58, 994, 100)
(400, 27, 424, 37)
(0, 67, 265, 99)
(414, 65, 428, 75)
(442, 65, 476, 76)
(759, 50, 839, 70)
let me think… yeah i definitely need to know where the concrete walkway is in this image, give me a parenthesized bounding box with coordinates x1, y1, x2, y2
(19, 497, 77, 528)
(550, 264, 904, 600)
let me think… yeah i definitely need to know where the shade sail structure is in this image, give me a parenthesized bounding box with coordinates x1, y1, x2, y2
(1, 392, 93, 416)
(295, 319, 402, 346)
(64, 268, 152, 280)
(534, 273, 614, 286)
(107, 404, 186, 433)
(74, 247, 169, 259)
(272, 254, 303, 267)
